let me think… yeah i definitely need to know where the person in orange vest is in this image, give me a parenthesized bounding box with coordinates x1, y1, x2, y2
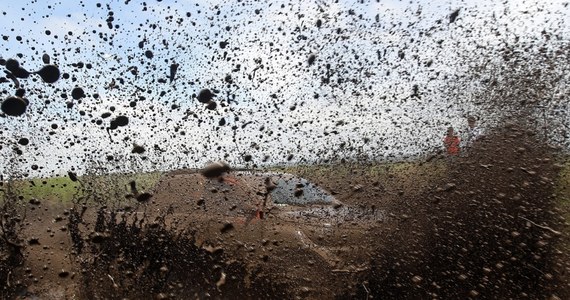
(443, 126, 460, 156)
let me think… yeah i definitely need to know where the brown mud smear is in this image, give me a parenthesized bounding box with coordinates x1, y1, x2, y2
(1, 123, 568, 299)
(350, 123, 568, 299)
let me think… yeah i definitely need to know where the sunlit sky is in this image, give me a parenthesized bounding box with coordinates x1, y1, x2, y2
(0, 0, 568, 177)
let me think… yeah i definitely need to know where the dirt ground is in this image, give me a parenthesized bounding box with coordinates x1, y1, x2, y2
(1, 123, 568, 299)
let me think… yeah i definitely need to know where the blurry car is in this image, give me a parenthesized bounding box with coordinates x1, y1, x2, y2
(147, 169, 387, 297)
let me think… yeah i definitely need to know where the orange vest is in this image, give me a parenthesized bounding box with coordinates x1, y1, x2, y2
(444, 136, 460, 155)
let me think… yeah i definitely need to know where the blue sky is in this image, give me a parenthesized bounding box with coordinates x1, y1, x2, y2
(0, 0, 569, 177)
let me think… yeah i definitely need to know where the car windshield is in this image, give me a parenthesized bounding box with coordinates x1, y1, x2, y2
(0, 0, 568, 299)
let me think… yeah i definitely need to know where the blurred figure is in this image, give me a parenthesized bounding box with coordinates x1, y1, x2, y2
(444, 127, 461, 156)
(464, 115, 484, 148)
(256, 177, 276, 219)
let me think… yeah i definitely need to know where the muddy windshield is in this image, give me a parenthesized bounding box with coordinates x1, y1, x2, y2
(0, 0, 568, 299)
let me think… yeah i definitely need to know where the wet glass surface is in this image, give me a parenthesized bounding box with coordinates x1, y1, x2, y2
(0, 0, 569, 299)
